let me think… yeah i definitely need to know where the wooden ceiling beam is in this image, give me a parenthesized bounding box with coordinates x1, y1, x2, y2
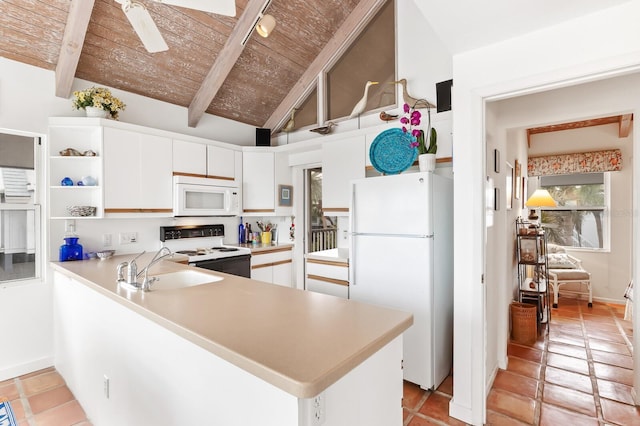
(55, 0, 95, 98)
(262, 0, 388, 133)
(187, 0, 265, 128)
(619, 113, 633, 138)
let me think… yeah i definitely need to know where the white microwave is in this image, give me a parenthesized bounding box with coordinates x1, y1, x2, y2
(173, 176, 239, 216)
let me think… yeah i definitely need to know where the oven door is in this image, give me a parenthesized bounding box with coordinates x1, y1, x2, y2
(191, 255, 251, 278)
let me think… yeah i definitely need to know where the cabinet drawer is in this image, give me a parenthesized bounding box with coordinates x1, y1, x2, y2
(306, 259, 349, 281)
(306, 277, 349, 299)
(251, 247, 292, 267)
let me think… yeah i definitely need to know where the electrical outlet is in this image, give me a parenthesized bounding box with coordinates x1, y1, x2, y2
(311, 393, 325, 425)
(103, 375, 109, 399)
(103, 233, 112, 247)
(119, 232, 138, 244)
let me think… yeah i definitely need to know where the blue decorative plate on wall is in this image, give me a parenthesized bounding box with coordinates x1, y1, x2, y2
(369, 128, 417, 174)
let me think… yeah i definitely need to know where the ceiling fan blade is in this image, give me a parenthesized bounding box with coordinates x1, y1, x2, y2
(121, 1, 169, 53)
(154, 0, 236, 17)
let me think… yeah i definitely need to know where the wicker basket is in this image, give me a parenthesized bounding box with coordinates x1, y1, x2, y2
(67, 205, 96, 217)
(510, 302, 538, 345)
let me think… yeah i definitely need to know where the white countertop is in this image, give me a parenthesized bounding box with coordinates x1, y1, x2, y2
(50, 254, 410, 398)
(305, 248, 349, 264)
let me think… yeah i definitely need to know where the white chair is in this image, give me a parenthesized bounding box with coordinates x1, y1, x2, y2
(547, 244, 592, 308)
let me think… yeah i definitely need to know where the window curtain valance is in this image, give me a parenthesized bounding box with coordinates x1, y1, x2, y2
(527, 149, 622, 177)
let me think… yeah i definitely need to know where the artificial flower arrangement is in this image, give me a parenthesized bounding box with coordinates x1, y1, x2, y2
(72, 86, 126, 120)
(400, 101, 437, 155)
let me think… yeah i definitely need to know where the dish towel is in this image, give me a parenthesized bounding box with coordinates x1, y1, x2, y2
(0, 397, 18, 426)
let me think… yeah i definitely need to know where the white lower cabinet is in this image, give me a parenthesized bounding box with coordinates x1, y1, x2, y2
(250, 246, 293, 287)
(305, 259, 349, 299)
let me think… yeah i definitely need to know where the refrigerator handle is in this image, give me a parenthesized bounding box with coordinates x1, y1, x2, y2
(350, 236, 356, 286)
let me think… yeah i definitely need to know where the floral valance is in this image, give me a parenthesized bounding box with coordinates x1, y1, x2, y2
(527, 149, 622, 177)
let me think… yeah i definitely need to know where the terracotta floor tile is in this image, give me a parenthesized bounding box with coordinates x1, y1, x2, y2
(507, 343, 543, 364)
(549, 315, 582, 325)
(550, 322, 583, 336)
(436, 375, 453, 396)
(545, 352, 590, 375)
(539, 402, 599, 426)
(506, 357, 542, 380)
(547, 332, 585, 347)
(593, 362, 634, 387)
(28, 385, 74, 414)
(546, 341, 587, 359)
(0, 381, 19, 401)
(486, 388, 536, 424)
(32, 400, 87, 426)
(407, 414, 440, 425)
(485, 410, 529, 425)
(588, 338, 631, 356)
(583, 321, 620, 334)
(597, 378, 635, 405)
(403, 381, 427, 410)
(601, 398, 640, 426)
(492, 370, 538, 399)
(582, 314, 617, 326)
(542, 382, 596, 417)
(544, 366, 593, 394)
(18, 367, 55, 381)
(417, 393, 466, 426)
(585, 327, 627, 344)
(21, 371, 65, 397)
(591, 349, 633, 369)
(8, 398, 26, 422)
(403, 408, 411, 421)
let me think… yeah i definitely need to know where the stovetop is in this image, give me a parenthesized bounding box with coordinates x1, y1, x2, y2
(159, 224, 250, 262)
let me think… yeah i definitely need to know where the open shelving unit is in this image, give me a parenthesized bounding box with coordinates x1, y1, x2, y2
(515, 218, 550, 330)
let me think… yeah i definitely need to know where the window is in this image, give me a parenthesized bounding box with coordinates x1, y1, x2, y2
(0, 133, 41, 285)
(539, 172, 608, 249)
(306, 168, 337, 252)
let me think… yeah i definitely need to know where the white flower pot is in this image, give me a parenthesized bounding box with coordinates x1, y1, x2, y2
(418, 153, 436, 172)
(85, 106, 108, 118)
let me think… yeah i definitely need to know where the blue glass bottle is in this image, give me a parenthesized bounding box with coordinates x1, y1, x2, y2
(239, 217, 245, 243)
(59, 237, 83, 261)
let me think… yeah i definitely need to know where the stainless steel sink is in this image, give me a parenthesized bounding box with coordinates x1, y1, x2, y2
(147, 269, 223, 291)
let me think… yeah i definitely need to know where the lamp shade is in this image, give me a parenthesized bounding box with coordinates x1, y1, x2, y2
(256, 14, 276, 37)
(525, 189, 557, 208)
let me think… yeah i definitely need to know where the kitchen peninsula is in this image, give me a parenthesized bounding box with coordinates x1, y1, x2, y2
(51, 254, 412, 426)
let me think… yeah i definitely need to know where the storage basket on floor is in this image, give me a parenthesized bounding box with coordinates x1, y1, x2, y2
(510, 302, 538, 344)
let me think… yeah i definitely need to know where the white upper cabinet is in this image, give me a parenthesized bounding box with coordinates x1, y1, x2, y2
(103, 127, 172, 213)
(207, 145, 236, 181)
(173, 139, 207, 177)
(242, 150, 275, 214)
(322, 136, 366, 215)
(173, 140, 237, 182)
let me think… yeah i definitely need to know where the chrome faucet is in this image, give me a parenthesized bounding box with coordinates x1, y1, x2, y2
(117, 251, 146, 290)
(138, 247, 174, 291)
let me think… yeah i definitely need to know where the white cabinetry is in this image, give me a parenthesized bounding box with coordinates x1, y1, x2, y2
(103, 127, 172, 213)
(48, 120, 103, 219)
(321, 137, 365, 215)
(251, 246, 293, 287)
(173, 139, 207, 177)
(305, 259, 349, 299)
(242, 150, 275, 214)
(173, 140, 237, 182)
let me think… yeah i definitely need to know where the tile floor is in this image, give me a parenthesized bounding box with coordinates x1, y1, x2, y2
(403, 298, 638, 425)
(0, 300, 635, 425)
(0, 367, 90, 426)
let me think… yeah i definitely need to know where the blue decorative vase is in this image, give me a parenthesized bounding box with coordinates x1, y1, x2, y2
(61, 177, 73, 186)
(59, 237, 83, 261)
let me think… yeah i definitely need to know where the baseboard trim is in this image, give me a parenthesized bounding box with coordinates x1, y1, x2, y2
(0, 357, 54, 382)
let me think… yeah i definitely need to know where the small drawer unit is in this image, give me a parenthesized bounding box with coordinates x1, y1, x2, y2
(306, 258, 349, 299)
(250, 246, 293, 287)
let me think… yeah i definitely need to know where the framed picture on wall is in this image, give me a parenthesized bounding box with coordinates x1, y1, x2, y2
(494, 149, 500, 173)
(514, 159, 521, 199)
(278, 185, 293, 207)
(521, 177, 527, 210)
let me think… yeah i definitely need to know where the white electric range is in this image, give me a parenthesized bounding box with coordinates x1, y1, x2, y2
(160, 224, 252, 278)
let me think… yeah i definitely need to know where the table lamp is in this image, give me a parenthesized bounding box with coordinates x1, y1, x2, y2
(525, 189, 557, 221)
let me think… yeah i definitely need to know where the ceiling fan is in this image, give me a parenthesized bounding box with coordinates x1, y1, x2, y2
(114, 0, 236, 53)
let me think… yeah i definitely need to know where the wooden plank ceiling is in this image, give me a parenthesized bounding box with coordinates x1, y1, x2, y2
(526, 114, 634, 146)
(1, 0, 369, 130)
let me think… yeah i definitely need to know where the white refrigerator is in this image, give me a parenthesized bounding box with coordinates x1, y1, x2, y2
(349, 171, 453, 390)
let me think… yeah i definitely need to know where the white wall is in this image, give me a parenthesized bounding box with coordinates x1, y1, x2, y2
(450, 2, 640, 424)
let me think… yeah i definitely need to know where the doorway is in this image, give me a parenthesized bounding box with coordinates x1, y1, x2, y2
(305, 167, 337, 254)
